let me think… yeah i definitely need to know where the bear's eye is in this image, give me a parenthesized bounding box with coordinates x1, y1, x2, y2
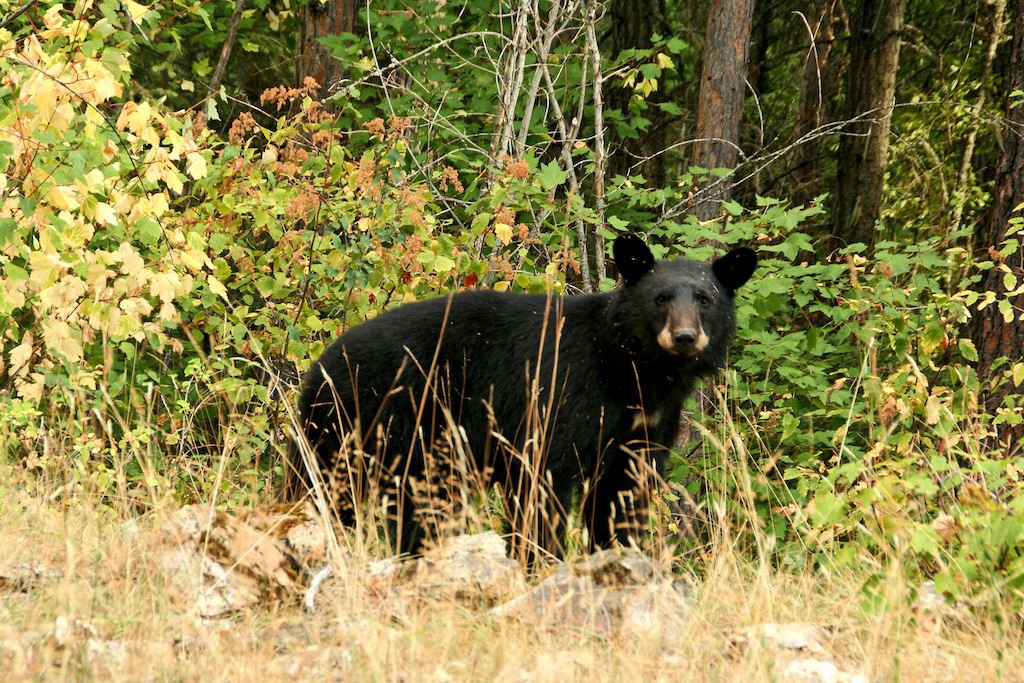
(655, 292, 671, 306)
(695, 291, 711, 307)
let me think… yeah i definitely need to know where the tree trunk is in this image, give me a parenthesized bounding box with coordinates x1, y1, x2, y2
(791, 0, 837, 208)
(971, 0, 1024, 455)
(830, 0, 905, 251)
(296, 0, 358, 98)
(607, 0, 667, 186)
(691, 0, 756, 222)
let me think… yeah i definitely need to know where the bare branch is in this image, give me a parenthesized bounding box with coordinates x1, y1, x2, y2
(207, 0, 247, 101)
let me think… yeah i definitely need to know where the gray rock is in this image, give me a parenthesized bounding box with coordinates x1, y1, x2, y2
(491, 548, 689, 637)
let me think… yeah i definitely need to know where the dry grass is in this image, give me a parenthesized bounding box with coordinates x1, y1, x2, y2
(1, 458, 1021, 683)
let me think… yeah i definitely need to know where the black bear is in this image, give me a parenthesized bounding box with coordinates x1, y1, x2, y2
(288, 234, 756, 555)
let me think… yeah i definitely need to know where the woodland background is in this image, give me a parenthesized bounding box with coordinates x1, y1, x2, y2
(3, 0, 1024, 660)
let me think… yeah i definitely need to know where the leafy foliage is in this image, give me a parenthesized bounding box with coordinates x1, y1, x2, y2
(2, 0, 1024, 613)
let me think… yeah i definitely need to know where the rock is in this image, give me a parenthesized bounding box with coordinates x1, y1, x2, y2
(729, 622, 869, 683)
(740, 622, 826, 654)
(491, 548, 689, 637)
(240, 502, 331, 567)
(783, 657, 869, 683)
(914, 581, 947, 612)
(415, 532, 524, 603)
(46, 616, 175, 672)
(0, 561, 61, 592)
(161, 503, 324, 617)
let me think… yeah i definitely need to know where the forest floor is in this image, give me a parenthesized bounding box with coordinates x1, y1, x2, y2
(1, 468, 1021, 682)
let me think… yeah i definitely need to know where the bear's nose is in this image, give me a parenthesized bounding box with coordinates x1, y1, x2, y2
(674, 330, 698, 347)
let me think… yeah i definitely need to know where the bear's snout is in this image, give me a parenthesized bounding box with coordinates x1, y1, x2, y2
(656, 302, 710, 356)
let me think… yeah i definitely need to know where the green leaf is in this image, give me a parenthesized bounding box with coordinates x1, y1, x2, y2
(1004, 271, 1018, 292)
(922, 321, 945, 354)
(136, 217, 161, 245)
(909, 525, 941, 556)
(4, 263, 28, 280)
(0, 217, 17, 246)
(538, 161, 567, 191)
(658, 101, 683, 116)
(999, 298, 1014, 323)
(958, 338, 978, 362)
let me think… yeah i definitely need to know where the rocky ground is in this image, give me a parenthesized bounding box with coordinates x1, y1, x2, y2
(0, 497, 1017, 681)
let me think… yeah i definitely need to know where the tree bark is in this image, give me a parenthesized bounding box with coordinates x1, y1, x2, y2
(971, 0, 1024, 455)
(296, 0, 358, 98)
(830, 0, 905, 251)
(691, 0, 756, 221)
(791, 0, 837, 208)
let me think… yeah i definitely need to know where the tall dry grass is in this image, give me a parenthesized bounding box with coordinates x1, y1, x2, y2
(2, 434, 1022, 681)
(2, 331, 1022, 681)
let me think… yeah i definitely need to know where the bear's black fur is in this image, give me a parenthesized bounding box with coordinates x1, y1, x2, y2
(289, 235, 756, 555)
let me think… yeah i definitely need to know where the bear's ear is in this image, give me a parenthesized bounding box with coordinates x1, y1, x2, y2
(712, 247, 757, 292)
(613, 234, 656, 284)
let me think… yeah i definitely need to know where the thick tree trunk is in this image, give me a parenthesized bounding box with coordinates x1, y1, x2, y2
(971, 0, 1024, 455)
(691, 0, 756, 221)
(791, 0, 837, 207)
(296, 0, 358, 98)
(830, 0, 905, 251)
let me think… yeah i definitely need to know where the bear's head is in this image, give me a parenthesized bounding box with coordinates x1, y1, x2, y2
(612, 234, 757, 362)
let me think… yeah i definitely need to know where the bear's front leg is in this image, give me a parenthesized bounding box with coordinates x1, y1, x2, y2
(582, 445, 661, 550)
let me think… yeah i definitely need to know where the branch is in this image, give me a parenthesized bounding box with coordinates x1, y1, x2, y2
(0, 0, 36, 31)
(585, 0, 607, 284)
(207, 0, 247, 101)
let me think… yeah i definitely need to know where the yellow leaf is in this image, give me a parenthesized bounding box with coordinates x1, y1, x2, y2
(102, 139, 119, 163)
(9, 337, 33, 377)
(28, 250, 67, 289)
(159, 302, 178, 321)
(150, 272, 184, 303)
(86, 260, 114, 296)
(179, 248, 206, 273)
(117, 242, 146, 277)
(81, 59, 122, 103)
(16, 372, 45, 404)
(76, 168, 105, 194)
(42, 4, 64, 30)
(94, 201, 117, 226)
(924, 394, 941, 425)
(931, 514, 958, 542)
(39, 275, 86, 312)
(208, 275, 228, 300)
(186, 151, 208, 179)
(43, 319, 83, 363)
(123, 0, 151, 23)
(494, 223, 513, 245)
(49, 185, 80, 211)
(117, 101, 150, 135)
(165, 168, 184, 194)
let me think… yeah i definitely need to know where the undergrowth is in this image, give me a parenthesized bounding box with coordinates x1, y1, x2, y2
(2, 0, 1024, 625)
